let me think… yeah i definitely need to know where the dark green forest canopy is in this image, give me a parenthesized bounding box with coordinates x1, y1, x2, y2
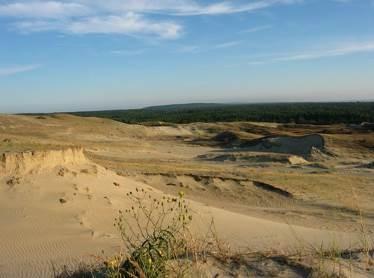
(68, 102, 374, 125)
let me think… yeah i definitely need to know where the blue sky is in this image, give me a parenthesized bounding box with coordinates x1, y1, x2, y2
(0, 0, 373, 113)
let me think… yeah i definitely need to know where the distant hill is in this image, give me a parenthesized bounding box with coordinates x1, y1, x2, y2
(69, 102, 374, 125)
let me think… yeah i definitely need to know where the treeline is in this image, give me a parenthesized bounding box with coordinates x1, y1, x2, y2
(71, 102, 374, 125)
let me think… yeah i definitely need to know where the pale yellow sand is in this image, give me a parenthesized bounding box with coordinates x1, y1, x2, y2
(0, 151, 359, 277)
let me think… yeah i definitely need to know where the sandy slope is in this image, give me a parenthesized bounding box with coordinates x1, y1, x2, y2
(0, 149, 361, 277)
(0, 155, 145, 277)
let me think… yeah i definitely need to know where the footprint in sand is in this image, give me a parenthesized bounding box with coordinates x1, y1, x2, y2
(75, 214, 86, 226)
(104, 196, 112, 205)
(6, 176, 21, 188)
(77, 214, 113, 239)
(72, 184, 79, 191)
(76, 213, 92, 230)
(91, 231, 115, 239)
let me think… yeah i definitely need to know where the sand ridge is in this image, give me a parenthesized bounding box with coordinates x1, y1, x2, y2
(0, 147, 87, 176)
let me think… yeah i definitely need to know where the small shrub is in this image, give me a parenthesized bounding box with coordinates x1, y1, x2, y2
(113, 189, 193, 278)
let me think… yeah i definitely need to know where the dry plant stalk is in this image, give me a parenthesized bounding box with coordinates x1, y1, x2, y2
(113, 188, 193, 278)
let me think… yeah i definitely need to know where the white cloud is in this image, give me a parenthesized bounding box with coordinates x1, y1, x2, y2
(176, 40, 245, 54)
(67, 13, 182, 39)
(240, 25, 272, 34)
(72, 0, 301, 16)
(248, 41, 374, 64)
(0, 0, 301, 17)
(14, 20, 64, 32)
(13, 12, 182, 38)
(0, 65, 40, 76)
(0, 1, 89, 18)
(171, 0, 302, 16)
(0, 1, 302, 39)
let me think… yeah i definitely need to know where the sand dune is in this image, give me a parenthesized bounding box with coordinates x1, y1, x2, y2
(0, 115, 373, 277)
(0, 148, 363, 277)
(239, 134, 325, 158)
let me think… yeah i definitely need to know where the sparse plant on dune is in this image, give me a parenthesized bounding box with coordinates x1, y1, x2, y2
(351, 187, 374, 267)
(113, 189, 193, 278)
(55, 189, 194, 278)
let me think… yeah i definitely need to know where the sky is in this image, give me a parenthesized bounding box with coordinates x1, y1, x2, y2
(0, 0, 374, 113)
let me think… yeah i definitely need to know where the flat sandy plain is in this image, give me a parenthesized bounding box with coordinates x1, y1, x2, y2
(0, 114, 373, 277)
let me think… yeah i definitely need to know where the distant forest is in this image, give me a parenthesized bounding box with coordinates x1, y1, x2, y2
(69, 102, 374, 125)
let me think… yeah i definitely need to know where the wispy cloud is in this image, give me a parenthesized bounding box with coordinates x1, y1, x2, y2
(240, 25, 272, 34)
(111, 49, 146, 56)
(214, 41, 241, 49)
(177, 45, 201, 53)
(68, 0, 302, 16)
(0, 64, 40, 77)
(67, 13, 182, 39)
(248, 41, 374, 65)
(0, 1, 302, 39)
(0, 1, 90, 18)
(176, 40, 240, 54)
(13, 13, 182, 39)
(166, 0, 302, 16)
